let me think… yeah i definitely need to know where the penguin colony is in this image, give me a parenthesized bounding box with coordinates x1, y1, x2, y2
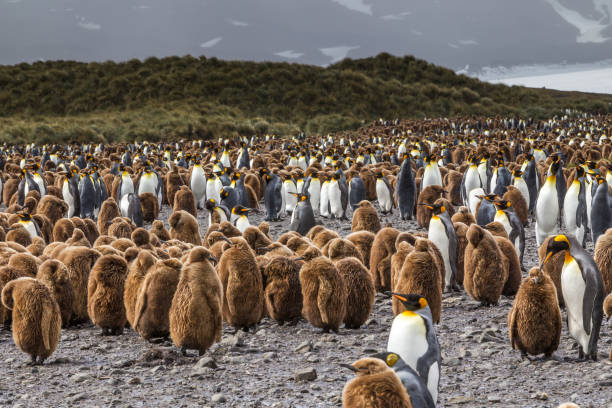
(0, 116, 609, 407)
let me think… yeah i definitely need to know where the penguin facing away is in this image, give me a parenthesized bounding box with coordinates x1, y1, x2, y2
(289, 192, 316, 236)
(396, 153, 417, 220)
(563, 166, 588, 247)
(541, 235, 604, 360)
(423, 203, 459, 292)
(387, 293, 440, 403)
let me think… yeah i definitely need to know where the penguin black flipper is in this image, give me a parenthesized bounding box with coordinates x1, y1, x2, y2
(415, 308, 440, 393)
(218, 204, 231, 220)
(70, 178, 81, 217)
(383, 178, 395, 209)
(442, 213, 458, 287)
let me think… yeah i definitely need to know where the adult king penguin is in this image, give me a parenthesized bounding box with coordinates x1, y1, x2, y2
(62, 168, 81, 218)
(290, 192, 316, 236)
(190, 159, 207, 210)
(461, 155, 481, 207)
(563, 166, 588, 247)
(535, 159, 561, 246)
(590, 176, 612, 244)
(387, 293, 440, 403)
(541, 235, 604, 360)
(306, 171, 321, 215)
(493, 200, 526, 269)
(230, 205, 250, 233)
(205, 198, 229, 225)
(375, 171, 394, 215)
(421, 155, 442, 191)
(396, 153, 417, 220)
(424, 203, 459, 292)
(261, 169, 283, 221)
(117, 165, 135, 201)
(348, 175, 366, 211)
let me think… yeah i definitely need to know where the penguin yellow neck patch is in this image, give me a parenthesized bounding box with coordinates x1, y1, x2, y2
(564, 252, 574, 265)
(401, 310, 417, 317)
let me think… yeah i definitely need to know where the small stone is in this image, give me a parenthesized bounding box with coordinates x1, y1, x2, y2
(295, 368, 317, 382)
(532, 392, 548, 400)
(262, 352, 277, 359)
(150, 365, 164, 374)
(211, 393, 227, 403)
(487, 395, 501, 403)
(53, 357, 70, 364)
(71, 373, 90, 383)
(447, 395, 475, 404)
(128, 377, 141, 385)
(294, 341, 312, 353)
(194, 357, 218, 369)
(70, 393, 87, 402)
(446, 358, 461, 367)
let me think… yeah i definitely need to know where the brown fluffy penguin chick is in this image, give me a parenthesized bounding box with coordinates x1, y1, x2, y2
(7, 224, 32, 247)
(262, 257, 303, 325)
(80, 218, 99, 246)
(594, 229, 612, 294)
(36, 260, 74, 328)
(604, 292, 612, 319)
(369, 227, 400, 292)
(453, 222, 468, 284)
(537, 236, 566, 307)
(507, 267, 561, 358)
(311, 228, 341, 249)
(169, 247, 222, 356)
(8, 252, 40, 277)
(150, 220, 171, 242)
(131, 228, 153, 250)
(133, 258, 182, 340)
(27, 237, 46, 257)
(53, 218, 75, 242)
(393, 239, 442, 323)
(444, 170, 464, 205)
(65, 229, 91, 247)
(464, 224, 507, 306)
(242, 225, 273, 254)
(218, 237, 264, 331)
(351, 200, 381, 234)
(502, 185, 528, 226)
(139, 192, 159, 223)
(124, 250, 157, 328)
(299, 256, 347, 333)
(168, 210, 201, 246)
(172, 185, 197, 218)
(97, 198, 121, 235)
(35, 195, 68, 225)
(334, 257, 375, 329)
(87, 255, 128, 335)
(218, 221, 242, 238)
(325, 238, 364, 264)
(416, 185, 443, 228)
(277, 230, 301, 245)
(1, 277, 61, 365)
(108, 218, 133, 239)
(390, 241, 414, 292)
(342, 357, 412, 408)
(165, 165, 185, 207)
(346, 231, 376, 267)
(484, 221, 509, 240)
(451, 206, 475, 226)
(494, 236, 522, 297)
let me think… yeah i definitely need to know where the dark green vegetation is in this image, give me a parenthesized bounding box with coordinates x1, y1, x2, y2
(1, 53, 612, 143)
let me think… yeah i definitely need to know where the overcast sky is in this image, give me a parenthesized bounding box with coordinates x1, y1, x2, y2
(1, 0, 612, 91)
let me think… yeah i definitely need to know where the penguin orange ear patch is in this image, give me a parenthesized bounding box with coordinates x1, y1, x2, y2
(386, 353, 399, 367)
(419, 297, 428, 308)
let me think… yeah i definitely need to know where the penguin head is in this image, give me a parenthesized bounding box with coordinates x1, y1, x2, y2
(220, 188, 230, 199)
(541, 235, 570, 269)
(340, 358, 389, 377)
(259, 168, 269, 178)
(232, 172, 241, 181)
(232, 206, 248, 216)
(390, 293, 428, 311)
(369, 352, 404, 370)
(481, 194, 498, 202)
(575, 166, 585, 178)
(512, 169, 523, 177)
(17, 212, 32, 222)
(205, 198, 217, 211)
(375, 171, 384, 179)
(493, 200, 511, 210)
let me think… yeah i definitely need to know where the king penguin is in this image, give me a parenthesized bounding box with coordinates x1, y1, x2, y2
(424, 203, 459, 292)
(421, 155, 442, 191)
(282, 174, 297, 215)
(205, 198, 229, 225)
(535, 160, 561, 246)
(375, 171, 394, 215)
(220, 186, 239, 214)
(590, 176, 612, 244)
(63, 168, 81, 218)
(290, 192, 316, 236)
(125, 193, 144, 227)
(306, 170, 321, 215)
(563, 166, 588, 247)
(371, 352, 435, 408)
(387, 293, 440, 403)
(348, 175, 366, 211)
(493, 199, 526, 269)
(476, 194, 498, 226)
(329, 171, 348, 219)
(17, 168, 40, 206)
(396, 153, 417, 220)
(521, 154, 540, 217)
(319, 174, 331, 218)
(190, 159, 207, 209)
(261, 169, 283, 221)
(230, 205, 250, 233)
(541, 235, 604, 360)
(17, 212, 40, 239)
(79, 171, 97, 219)
(461, 155, 481, 207)
(137, 164, 163, 207)
(511, 169, 529, 212)
(117, 165, 135, 201)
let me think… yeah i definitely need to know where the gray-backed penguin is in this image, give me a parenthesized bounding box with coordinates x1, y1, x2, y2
(476, 194, 498, 226)
(17, 168, 40, 206)
(79, 171, 97, 219)
(563, 166, 588, 247)
(349, 175, 366, 211)
(205, 198, 229, 226)
(125, 193, 144, 228)
(424, 203, 459, 292)
(220, 186, 239, 214)
(494, 200, 526, 269)
(535, 160, 561, 246)
(371, 352, 435, 408)
(261, 169, 283, 221)
(375, 171, 394, 214)
(590, 177, 612, 244)
(387, 293, 440, 403)
(329, 171, 348, 219)
(396, 153, 417, 220)
(521, 154, 540, 216)
(290, 192, 316, 236)
(541, 235, 604, 360)
(281, 173, 297, 215)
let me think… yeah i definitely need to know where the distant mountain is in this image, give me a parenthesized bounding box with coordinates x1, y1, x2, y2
(1, 0, 611, 76)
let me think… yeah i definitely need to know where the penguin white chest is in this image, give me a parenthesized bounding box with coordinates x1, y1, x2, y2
(422, 165, 441, 190)
(62, 180, 75, 217)
(376, 180, 392, 211)
(308, 180, 321, 210)
(20, 221, 38, 238)
(535, 180, 558, 244)
(561, 257, 591, 353)
(191, 167, 207, 200)
(428, 216, 451, 286)
(138, 174, 157, 196)
(235, 216, 250, 233)
(387, 312, 429, 371)
(513, 177, 529, 206)
(464, 167, 481, 198)
(120, 175, 134, 198)
(328, 182, 343, 217)
(320, 183, 330, 216)
(494, 211, 512, 238)
(119, 194, 130, 218)
(468, 188, 485, 215)
(283, 181, 297, 212)
(563, 182, 580, 230)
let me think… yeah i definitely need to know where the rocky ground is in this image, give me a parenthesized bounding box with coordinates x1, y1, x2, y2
(1, 203, 611, 408)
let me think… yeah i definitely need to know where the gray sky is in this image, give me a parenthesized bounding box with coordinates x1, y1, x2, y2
(1, 0, 611, 80)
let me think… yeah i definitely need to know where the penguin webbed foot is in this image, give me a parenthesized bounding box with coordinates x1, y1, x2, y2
(180, 346, 188, 357)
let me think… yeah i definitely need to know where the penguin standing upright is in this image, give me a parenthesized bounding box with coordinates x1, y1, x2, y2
(590, 176, 612, 244)
(421, 155, 442, 191)
(494, 200, 526, 268)
(376, 171, 394, 214)
(396, 153, 417, 220)
(207, 171, 222, 204)
(17, 168, 40, 206)
(306, 171, 321, 214)
(117, 165, 135, 201)
(126, 193, 144, 227)
(492, 159, 512, 196)
(62, 169, 81, 218)
(190, 160, 207, 209)
(290, 192, 316, 236)
(476, 194, 498, 226)
(261, 169, 283, 221)
(231, 172, 249, 208)
(349, 175, 366, 211)
(219, 186, 238, 214)
(235, 142, 250, 170)
(535, 160, 561, 246)
(424, 203, 459, 292)
(477, 154, 492, 193)
(329, 171, 348, 219)
(205, 198, 229, 225)
(541, 235, 604, 360)
(137, 164, 163, 207)
(563, 166, 588, 247)
(17, 212, 40, 238)
(319, 174, 331, 218)
(282, 173, 297, 215)
(387, 293, 441, 403)
(521, 154, 540, 217)
(30, 164, 47, 197)
(79, 171, 97, 219)
(511, 169, 529, 211)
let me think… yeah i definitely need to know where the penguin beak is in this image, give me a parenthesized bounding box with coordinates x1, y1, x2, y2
(390, 293, 407, 302)
(208, 256, 218, 264)
(540, 252, 552, 270)
(340, 363, 358, 372)
(293, 256, 304, 262)
(221, 236, 233, 245)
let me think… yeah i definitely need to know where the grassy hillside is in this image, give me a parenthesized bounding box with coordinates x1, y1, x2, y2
(1, 53, 611, 143)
